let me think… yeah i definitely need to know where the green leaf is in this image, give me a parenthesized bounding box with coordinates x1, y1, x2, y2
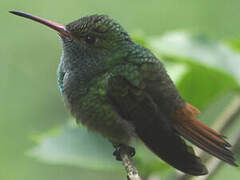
(175, 60, 239, 109)
(149, 32, 240, 83)
(27, 121, 122, 171)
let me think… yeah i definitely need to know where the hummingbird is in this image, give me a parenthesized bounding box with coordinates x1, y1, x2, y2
(10, 10, 238, 176)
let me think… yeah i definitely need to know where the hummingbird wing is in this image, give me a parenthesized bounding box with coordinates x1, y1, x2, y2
(107, 67, 208, 175)
(107, 60, 237, 175)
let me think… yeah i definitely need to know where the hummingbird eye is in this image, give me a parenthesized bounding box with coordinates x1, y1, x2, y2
(84, 35, 96, 44)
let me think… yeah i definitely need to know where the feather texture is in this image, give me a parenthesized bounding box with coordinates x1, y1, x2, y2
(108, 77, 209, 175)
(174, 103, 237, 166)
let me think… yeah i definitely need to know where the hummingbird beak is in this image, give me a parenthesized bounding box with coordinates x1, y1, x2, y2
(9, 10, 69, 36)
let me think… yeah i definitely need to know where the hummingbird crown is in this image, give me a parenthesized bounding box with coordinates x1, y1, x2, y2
(66, 14, 131, 42)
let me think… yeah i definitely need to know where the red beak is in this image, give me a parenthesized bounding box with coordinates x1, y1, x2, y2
(9, 10, 69, 36)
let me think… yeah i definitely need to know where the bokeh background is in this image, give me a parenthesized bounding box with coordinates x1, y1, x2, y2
(1, 0, 240, 180)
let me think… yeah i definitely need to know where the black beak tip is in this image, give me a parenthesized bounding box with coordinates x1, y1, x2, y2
(9, 10, 25, 17)
(9, 10, 18, 15)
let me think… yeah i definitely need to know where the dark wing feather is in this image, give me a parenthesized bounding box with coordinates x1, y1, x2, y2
(107, 76, 208, 176)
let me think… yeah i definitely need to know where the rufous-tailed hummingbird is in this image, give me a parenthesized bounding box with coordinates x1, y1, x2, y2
(10, 10, 238, 175)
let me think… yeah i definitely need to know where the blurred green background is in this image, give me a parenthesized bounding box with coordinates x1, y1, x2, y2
(1, 0, 240, 180)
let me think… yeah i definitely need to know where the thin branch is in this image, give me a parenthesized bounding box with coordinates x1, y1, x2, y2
(176, 95, 240, 180)
(211, 95, 240, 132)
(120, 146, 142, 180)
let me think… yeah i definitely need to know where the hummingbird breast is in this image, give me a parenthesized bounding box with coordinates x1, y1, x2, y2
(59, 67, 136, 144)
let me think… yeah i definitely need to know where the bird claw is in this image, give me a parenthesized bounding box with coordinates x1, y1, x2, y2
(113, 144, 136, 161)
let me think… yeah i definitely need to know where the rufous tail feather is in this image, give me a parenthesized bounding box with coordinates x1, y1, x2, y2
(174, 103, 238, 166)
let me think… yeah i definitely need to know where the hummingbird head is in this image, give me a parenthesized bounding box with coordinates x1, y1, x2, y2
(10, 11, 133, 81)
(61, 14, 132, 74)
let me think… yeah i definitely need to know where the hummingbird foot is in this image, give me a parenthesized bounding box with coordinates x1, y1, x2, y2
(113, 144, 136, 161)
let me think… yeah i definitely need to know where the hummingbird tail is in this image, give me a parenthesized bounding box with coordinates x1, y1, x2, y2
(174, 103, 238, 167)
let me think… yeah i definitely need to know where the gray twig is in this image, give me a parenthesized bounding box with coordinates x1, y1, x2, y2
(120, 146, 142, 180)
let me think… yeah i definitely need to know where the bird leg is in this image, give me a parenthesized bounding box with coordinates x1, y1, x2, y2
(113, 144, 136, 161)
